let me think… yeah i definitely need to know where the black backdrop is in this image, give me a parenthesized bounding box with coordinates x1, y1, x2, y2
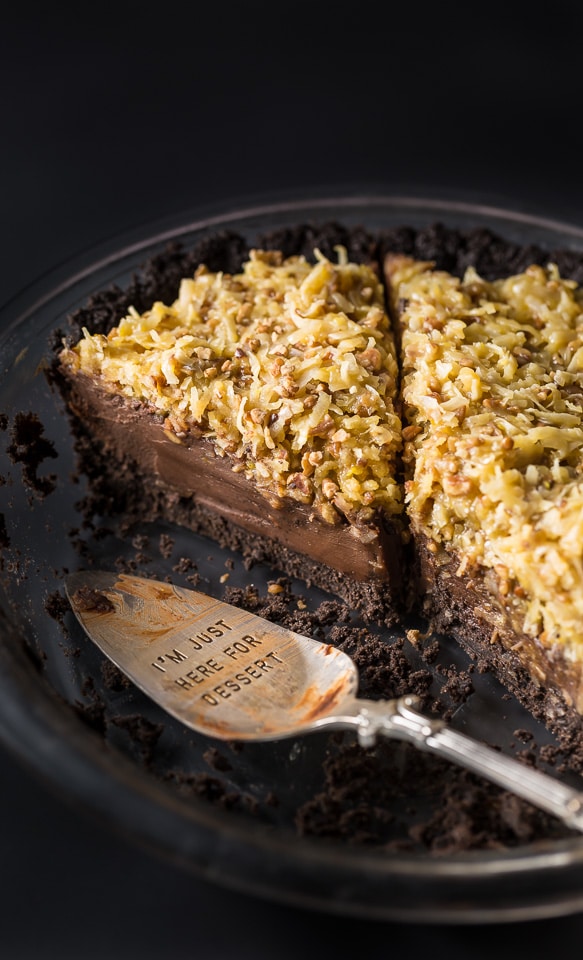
(3, 2, 583, 956)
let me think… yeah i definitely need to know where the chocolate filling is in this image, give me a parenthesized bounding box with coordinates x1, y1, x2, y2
(57, 369, 404, 627)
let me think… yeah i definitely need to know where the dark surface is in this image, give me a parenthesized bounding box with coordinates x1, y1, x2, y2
(3, 2, 583, 956)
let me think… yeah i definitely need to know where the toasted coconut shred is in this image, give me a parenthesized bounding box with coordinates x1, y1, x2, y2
(387, 255, 583, 660)
(60, 249, 403, 527)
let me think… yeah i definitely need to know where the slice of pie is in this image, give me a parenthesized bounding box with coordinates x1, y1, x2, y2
(385, 253, 583, 735)
(55, 246, 406, 626)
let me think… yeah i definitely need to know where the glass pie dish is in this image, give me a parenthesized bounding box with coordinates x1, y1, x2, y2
(3, 193, 583, 924)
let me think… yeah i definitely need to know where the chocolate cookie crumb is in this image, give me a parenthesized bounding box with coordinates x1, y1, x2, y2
(158, 533, 175, 558)
(7, 412, 58, 496)
(71, 586, 115, 613)
(101, 660, 132, 692)
(111, 714, 164, 764)
(203, 747, 233, 772)
(44, 589, 71, 625)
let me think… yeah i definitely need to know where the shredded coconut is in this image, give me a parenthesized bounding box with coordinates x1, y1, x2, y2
(60, 248, 403, 525)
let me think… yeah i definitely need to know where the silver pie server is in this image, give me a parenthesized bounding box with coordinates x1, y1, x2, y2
(65, 570, 583, 833)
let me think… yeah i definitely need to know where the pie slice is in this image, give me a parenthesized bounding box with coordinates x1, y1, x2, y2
(385, 253, 583, 736)
(55, 246, 406, 625)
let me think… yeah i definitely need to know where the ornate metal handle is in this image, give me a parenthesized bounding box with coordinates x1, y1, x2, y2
(346, 696, 583, 833)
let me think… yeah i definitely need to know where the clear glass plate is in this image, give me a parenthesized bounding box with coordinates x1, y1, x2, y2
(3, 194, 583, 925)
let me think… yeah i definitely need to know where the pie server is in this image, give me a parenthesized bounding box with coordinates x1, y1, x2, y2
(65, 570, 583, 833)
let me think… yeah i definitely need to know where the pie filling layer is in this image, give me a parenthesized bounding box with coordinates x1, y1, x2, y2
(61, 372, 401, 586)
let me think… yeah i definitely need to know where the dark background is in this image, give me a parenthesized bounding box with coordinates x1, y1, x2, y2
(3, 2, 583, 957)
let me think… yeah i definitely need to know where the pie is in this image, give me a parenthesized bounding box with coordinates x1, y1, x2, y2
(52, 220, 583, 744)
